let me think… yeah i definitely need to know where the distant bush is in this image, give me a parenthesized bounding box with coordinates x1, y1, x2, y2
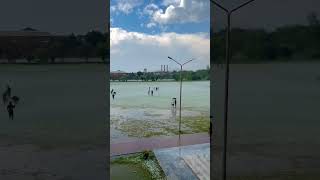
(142, 150, 151, 160)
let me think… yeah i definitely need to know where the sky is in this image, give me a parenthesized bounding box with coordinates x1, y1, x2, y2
(0, 0, 107, 35)
(0, 0, 319, 72)
(212, 0, 320, 31)
(110, 0, 210, 72)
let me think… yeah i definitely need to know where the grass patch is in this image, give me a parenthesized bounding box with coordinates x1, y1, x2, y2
(111, 152, 166, 180)
(114, 115, 210, 138)
(183, 116, 210, 133)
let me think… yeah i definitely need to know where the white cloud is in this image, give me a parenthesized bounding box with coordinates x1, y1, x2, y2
(147, 0, 209, 25)
(143, 3, 159, 15)
(110, 6, 117, 12)
(112, 0, 143, 14)
(110, 27, 210, 72)
(146, 22, 156, 28)
(162, 0, 180, 6)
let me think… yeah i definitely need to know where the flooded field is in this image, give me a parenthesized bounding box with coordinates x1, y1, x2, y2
(0, 64, 107, 180)
(110, 81, 210, 142)
(212, 63, 320, 178)
(0, 64, 107, 148)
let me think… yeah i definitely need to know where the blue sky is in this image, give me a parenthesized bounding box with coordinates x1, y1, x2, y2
(110, 0, 210, 72)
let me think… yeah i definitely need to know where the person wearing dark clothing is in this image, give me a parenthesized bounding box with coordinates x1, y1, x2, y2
(174, 98, 177, 108)
(111, 89, 114, 94)
(11, 96, 20, 105)
(2, 85, 11, 105)
(112, 92, 116, 100)
(151, 90, 153, 96)
(7, 101, 15, 120)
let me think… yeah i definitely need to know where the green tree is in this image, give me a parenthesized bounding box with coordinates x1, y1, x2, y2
(307, 12, 319, 26)
(34, 48, 49, 64)
(97, 42, 108, 61)
(85, 31, 105, 47)
(81, 42, 93, 62)
(137, 71, 143, 80)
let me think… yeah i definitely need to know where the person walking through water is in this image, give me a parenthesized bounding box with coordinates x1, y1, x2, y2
(7, 101, 15, 120)
(2, 83, 12, 106)
(151, 90, 153, 96)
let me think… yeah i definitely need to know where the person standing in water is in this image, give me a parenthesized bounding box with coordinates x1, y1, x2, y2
(151, 90, 153, 96)
(2, 83, 12, 106)
(7, 101, 15, 120)
(112, 92, 116, 100)
(174, 98, 177, 108)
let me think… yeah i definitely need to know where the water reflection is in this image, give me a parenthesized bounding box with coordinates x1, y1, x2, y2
(171, 107, 177, 119)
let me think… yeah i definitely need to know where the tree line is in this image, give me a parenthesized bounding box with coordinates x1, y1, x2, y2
(0, 31, 109, 63)
(213, 12, 320, 63)
(112, 67, 210, 82)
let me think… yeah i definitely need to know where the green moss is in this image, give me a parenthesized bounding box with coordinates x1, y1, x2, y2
(114, 115, 210, 138)
(183, 116, 210, 133)
(143, 131, 167, 138)
(111, 152, 166, 180)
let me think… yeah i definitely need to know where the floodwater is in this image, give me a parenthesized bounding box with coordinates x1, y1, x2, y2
(0, 64, 107, 148)
(0, 64, 107, 180)
(212, 63, 320, 178)
(110, 81, 210, 142)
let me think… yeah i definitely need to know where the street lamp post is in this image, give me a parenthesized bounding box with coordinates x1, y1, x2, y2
(168, 56, 194, 146)
(210, 0, 258, 180)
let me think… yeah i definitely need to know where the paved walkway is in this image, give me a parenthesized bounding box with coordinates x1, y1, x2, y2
(110, 133, 209, 156)
(154, 143, 210, 180)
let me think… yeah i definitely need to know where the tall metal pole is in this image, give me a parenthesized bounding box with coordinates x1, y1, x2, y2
(179, 65, 182, 138)
(222, 12, 231, 180)
(168, 56, 194, 148)
(210, 1, 258, 180)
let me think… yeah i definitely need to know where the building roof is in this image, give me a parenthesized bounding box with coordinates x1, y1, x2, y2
(111, 70, 127, 74)
(0, 28, 52, 37)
